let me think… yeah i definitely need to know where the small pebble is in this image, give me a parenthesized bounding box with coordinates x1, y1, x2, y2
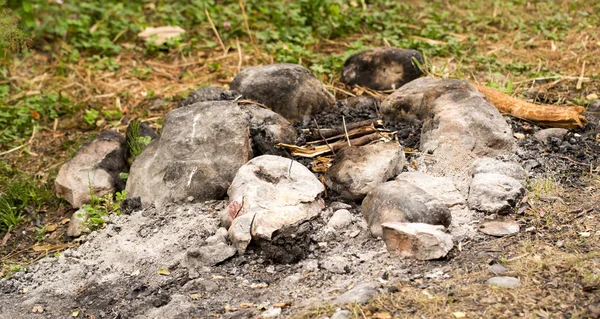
(487, 276, 520, 288)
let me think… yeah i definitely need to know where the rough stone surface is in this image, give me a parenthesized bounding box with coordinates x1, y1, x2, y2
(381, 77, 515, 191)
(381, 222, 454, 260)
(362, 180, 451, 238)
(55, 131, 128, 208)
(325, 141, 406, 201)
(179, 86, 240, 107)
(396, 171, 465, 207)
(334, 282, 382, 305)
(327, 209, 354, 230)
(487, 276, 521, 288)
(185, 243, 237, 269)
(320, 256, 350, 274)
(230, 64, 335, 121)
(489, 264, 507, 275)
(120, 197, 142, 215)
(479, 220, 520, 237)
(241, 103, 297, 156)
(226, 155, 324, 253)
(341, 47, 425, 90)
(125, 101, 252, 208)
(533, 128, 569, 144)
(66, 209, 89, 237)
(470, 157, 528, 182)
(468, 173, 525, 214)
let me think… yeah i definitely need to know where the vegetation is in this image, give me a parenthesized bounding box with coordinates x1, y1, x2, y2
(80, 190, 127, 230)
(0, 0, 599, 316)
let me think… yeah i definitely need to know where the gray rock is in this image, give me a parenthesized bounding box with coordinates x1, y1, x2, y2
(489, 264, 507, 276)
(185, 243, 236, 268)
(230, 64, 335, 121)
(226, 155, 324, 253)
(125, 101, 252, 208)
(331, 309, 353, 319)
(205, 227, 228, 245)
(319, 256, 350, 274)
(329, 202, 352, 210)
(468, 173, 524, 214)
(334, 282, 382, 305)
(327, 209, 353, 230)
(381, 222, 454, 260)
(381, 77, 514, 187)
(182, 278, 219, 293)
(487, 276, 520, 288)
(533, 128, 568, 144)
(470, 157, 527, 182)
(66, 209, 89, 237)
(325, 141, 406, 201)
(587, 99, 600, 112)
(241, 103, 297, 156)
(262, 306, 282, 318)
(396, 171, 465, 207)
(179, 86, 240, 107)
(341, 47, 425, 90)
(479, 220, 520, 237)
(55, 131, 128, 208)
(362, 180, 451, 238)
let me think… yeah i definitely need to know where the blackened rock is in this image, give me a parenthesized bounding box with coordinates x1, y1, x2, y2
(341, 47, 425, 90)
(362, 180, 451, 238)
(241, 103, 297, 157)
(55, 131, 128, 208)
(120, 197, 142, 214)
(230, 64, 335, 121)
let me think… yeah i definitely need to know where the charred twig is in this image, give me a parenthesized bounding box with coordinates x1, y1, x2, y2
(278, 132, 393, 158)
(306, 125, 380, 145)
(307, 119, 382, 140)
(313, 119, 335, 155)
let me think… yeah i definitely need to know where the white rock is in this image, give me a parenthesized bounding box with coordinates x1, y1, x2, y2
(468, 173, 524, 214)
(66, 209, 89, 238)
(327, 209, 353, 230)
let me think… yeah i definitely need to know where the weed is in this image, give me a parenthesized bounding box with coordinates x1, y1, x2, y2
(80, 190, 126, 231)
(127, 120, 152, 165)
(0, 172, 53, 232)
(83, 109, 99, 127)
(2, 263, 25, 278)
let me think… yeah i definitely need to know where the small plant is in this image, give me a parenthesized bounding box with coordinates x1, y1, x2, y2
(2, 264, 25, 278)
(0, 173, 52, 232)
(83, 109, 99, 127)
(80, 190, 126, 230)
(127, 120, 152, 165)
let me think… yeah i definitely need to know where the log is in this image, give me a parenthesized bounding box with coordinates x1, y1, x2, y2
(475, 84, 587, 129)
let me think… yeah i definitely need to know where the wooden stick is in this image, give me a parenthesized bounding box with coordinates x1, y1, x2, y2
(475, 84, 587, 129)
(308, 119, 382, 140)
(236, 38, 243, 73)
(342, 116, 351, 146)
(306, 125, 379, 145)
(313, 119, 335, 155)
(278, 132, 391, 158)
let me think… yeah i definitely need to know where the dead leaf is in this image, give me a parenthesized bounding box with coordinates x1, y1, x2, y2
(1, 232, 11, 246)
(453, 312, 467, 318)
(373, 312, 392, 319)
(89, 314, 96, 319)
(240, 303, 254, 308)
(157, 267, 170, 276)
(60, 218, 70, 224)
(273, 302, 291, 308)
(72, 309, 80, 317)
(137, 26, 185, 45)
(30, 110, 40, 120)
(46, 224, 58, 232)
(32, 243, 73, 252)
(31, 305, 44, 313)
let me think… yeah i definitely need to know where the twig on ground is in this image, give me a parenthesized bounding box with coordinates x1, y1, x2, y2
(204, 6, 227, 56)
(236, 38, 243, 74)
(237, 99, 271, 110)
(342, 116, 351, 146)
(576, 61, 586, 90)
(0, 125, 37, 157)
(313, 119, 336, 155)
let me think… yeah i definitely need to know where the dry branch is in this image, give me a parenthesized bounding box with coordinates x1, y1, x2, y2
(475, 84, 587, 129)
(306, 119, 382, 140)
(278, 132, 392, 158)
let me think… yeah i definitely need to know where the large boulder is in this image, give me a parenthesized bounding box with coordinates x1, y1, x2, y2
(230, 64, 335, 121)
(341, 47, 425, 90)
(324, 141, 405, 201)
(226, 155, 325, 254)
(381, 77, 515, 191)
(125, 101, 252, 208)
(362, 180, 451, 238)
(55, 131, 128, 208)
